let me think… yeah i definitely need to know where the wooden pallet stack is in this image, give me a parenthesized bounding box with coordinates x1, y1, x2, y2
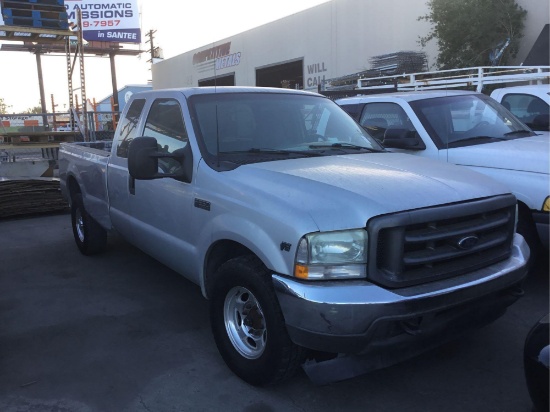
(1, 0, 68, 30)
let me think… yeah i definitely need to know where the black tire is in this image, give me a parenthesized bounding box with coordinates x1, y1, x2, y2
(209, 255, 305, 386)
(71, 193, 107, 255)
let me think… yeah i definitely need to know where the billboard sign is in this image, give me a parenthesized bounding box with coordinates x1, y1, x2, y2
(65, 0, 141, 43)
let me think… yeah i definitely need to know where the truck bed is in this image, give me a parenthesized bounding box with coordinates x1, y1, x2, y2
(58, 141, 113, 230)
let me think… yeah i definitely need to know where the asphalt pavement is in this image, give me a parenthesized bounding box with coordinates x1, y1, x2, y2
(0, 212, 548, 412)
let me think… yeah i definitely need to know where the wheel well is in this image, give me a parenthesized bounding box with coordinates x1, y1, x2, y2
(67, 175, 81, 201)
(516, 199, 543, 253)
(204, 240, 256, 298)
(517, 201, 536, 229)
(517, 200, 531, 215)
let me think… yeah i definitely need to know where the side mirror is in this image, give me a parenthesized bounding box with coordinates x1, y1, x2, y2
(383, 128, 426, 150)
(128, 136, 159, 179)
(128, 136, 191, 181)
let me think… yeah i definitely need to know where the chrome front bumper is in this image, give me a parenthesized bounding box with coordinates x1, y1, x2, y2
(273, 234, 530, 354)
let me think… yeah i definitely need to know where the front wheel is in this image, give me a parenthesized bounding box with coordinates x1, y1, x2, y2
(71, 193, 107, 255)
(209, 255, 305, 386)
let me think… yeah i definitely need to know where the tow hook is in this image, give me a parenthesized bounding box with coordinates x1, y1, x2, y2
(510, 285, 525, 298)
(400, 317, 424, 336)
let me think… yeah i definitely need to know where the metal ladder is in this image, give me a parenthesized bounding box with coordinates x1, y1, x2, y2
(65, 7, 87, 141)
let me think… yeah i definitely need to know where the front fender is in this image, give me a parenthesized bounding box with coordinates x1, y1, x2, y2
(465, 166, 549, 212)
(195, 212, 314, 296)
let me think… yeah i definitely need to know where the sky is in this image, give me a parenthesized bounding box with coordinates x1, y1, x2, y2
(0, 0, 329, 113)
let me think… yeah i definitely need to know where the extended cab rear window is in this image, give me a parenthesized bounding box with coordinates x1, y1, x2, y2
(116, 99, 146, 158)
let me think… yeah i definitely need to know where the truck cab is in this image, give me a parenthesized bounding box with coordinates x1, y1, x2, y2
(490, 85, 550, 137)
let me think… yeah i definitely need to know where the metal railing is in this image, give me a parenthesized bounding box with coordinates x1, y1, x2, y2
(0, 110, 120, 142)
(354, 66, 550, 92)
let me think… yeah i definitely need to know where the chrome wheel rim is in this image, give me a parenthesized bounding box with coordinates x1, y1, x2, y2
(224, 286, 267, 359)
(75, 208, 85, 243)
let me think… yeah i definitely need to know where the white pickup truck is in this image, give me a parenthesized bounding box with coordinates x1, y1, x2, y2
(337, 91, 549, 253)
(490, 85, 550, 138)
(59, 87, 529, 385)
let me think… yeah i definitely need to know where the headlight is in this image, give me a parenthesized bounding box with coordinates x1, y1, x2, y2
(294, 229, 368, 280)
(542, 196, 550, 212)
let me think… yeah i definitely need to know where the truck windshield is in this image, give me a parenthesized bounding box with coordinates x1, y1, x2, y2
(410, 94, 535, 149)
(188, 92, 384, 166)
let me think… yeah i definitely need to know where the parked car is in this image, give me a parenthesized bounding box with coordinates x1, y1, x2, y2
(336, 91, 549, 254)
(55, 125, 79, 132)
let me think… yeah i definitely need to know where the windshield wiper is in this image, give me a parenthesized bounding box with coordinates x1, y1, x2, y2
(503, 129, 534, 136)
(453, 136, 507, 144)
(308, 142, 384, 152)
(220, 148, 324, 157)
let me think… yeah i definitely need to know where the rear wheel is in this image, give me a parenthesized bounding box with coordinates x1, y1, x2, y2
(71, 193, 107, 255)
(209, 255, 305, 386)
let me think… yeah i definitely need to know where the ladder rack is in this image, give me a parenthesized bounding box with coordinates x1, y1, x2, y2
(354, 66, 550, 92)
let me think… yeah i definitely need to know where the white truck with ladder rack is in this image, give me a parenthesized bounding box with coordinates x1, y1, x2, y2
(328, 66, 550, 253)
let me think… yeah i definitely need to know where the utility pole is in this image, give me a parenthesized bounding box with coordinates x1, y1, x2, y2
(145, 29, 157, 64)
(51, 94, 57, 131)
(35, 48, 49, 130)
(145, 29, 163, 68)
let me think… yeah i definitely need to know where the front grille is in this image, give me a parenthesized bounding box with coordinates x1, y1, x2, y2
(367, 195, 517, 288)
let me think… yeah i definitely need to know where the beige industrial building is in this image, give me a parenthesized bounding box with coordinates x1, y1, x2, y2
(151, 0, 549, 92)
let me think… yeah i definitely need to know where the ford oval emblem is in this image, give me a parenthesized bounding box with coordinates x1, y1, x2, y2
(457, 235, 479, 250)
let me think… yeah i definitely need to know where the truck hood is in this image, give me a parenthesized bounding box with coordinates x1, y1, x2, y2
(448, 135, 549, 174)
(226, 153, 509, 231)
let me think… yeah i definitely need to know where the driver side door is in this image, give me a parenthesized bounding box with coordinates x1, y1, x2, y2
(128, 95, 196, 278)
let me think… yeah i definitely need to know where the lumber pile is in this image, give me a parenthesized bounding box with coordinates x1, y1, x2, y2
(0, 178, 68, 218)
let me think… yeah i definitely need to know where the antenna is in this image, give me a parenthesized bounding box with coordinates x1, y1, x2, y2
(213, 42, 220, 168)
(215, 105, 220, 168)
(213, 42, 218, 90)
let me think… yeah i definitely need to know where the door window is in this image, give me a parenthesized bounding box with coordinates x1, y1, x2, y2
(501, 93, 549, 130)
(143, 98, 189, 174)
(359, 102, 416, 142)
(116, 98, 146, 158)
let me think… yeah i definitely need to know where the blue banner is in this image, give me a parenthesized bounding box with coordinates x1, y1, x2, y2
(65, 0, 141, 44)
